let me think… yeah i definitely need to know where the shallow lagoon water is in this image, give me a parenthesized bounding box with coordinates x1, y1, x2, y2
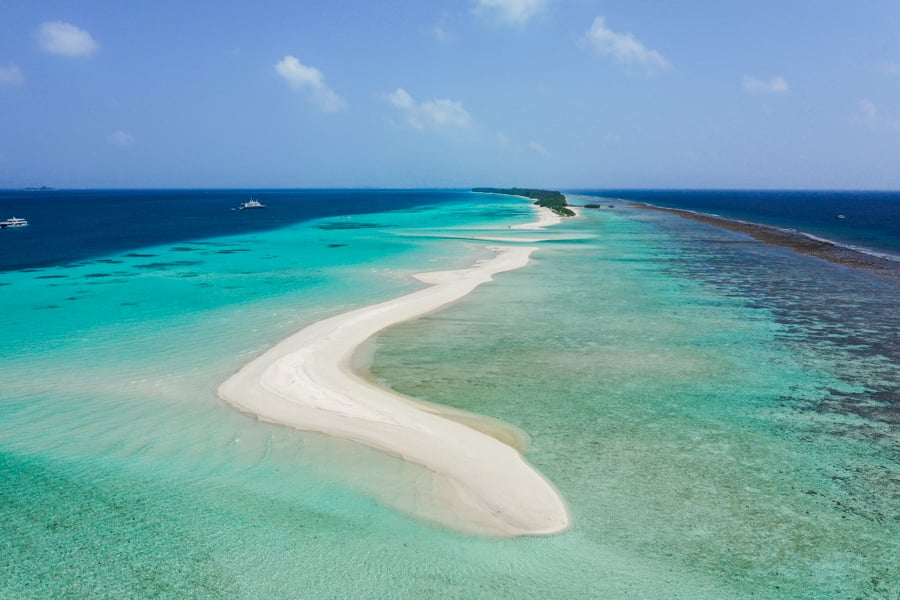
(1, 192, 897, 598)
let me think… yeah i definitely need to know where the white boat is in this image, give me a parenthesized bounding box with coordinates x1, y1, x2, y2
(239, 198, 265, 210)
(0, 216, 28, 228)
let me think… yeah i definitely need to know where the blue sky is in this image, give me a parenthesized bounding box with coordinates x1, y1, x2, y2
(1, 0, 899, 189)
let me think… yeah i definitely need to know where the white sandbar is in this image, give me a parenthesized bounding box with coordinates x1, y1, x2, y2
(510, 204, 580, 230)
(511, 206, 562, 229)
(219, 245, 570, 536)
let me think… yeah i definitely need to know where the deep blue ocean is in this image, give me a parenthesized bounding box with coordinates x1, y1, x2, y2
(577, 189, 900, 258)
(4, 189, 899, 272)
(0, 189, 468, 271)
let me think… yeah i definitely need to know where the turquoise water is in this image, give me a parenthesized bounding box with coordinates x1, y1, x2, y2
(2, 194, 897, 598)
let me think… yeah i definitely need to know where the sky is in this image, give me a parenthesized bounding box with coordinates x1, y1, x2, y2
(1, 0, 900, 189)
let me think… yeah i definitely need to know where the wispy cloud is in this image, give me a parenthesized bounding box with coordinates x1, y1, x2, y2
(433, 12, 454, 42)
(108, 130, 135, 146)
(528, 141, 551, 157)
(385, 88, 473, 132)
(742, 75, 789, 94)
(857, 99, 879, 130)
(856, 99, 900, 131)
(473, 0, 550, 25)
(0, 63, 24, 86)
(435, 24, 452, 42)
(36, 21, 98, 57)
(583, 17, 670, 74)
(275, 55, 347, 113)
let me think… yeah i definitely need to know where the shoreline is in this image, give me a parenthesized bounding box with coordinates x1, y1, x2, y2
(511, 203, 581, 230)
(634, 202, 900, 280)
(511, 205, 562, 229)
(218, 244, 570, 536)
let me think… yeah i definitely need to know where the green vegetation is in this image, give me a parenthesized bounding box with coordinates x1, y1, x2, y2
(473, 187, 575, 217)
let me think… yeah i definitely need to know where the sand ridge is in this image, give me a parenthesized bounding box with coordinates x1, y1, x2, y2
(218, 243, 570, 536)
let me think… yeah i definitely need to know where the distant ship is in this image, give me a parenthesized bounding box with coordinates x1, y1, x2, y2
(239, 198, 265, 210)
(1, 217, 28, 228)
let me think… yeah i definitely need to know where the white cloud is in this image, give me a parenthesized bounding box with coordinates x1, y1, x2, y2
(473, 0, 550, 25)
(528, 141, 551, 156)
(387, 88, 415, 111)
(743, 75, 789, 94)
(36, 21, 98, 57)
(858, 99, 877, 124)
(856, 99, 900, 132)
(385, 88, 473, 132)
(433, 12, 454, 42)
(496, 132, 510, 147)
(435, 25, 451, 42)
(108, 130, 135, 145)
(275, 55, 346, 113)
(0, 63, 24, 86)
(855, 99, 900, 132)
(421, 99, 473, 129)
(583, 17, 670, 74)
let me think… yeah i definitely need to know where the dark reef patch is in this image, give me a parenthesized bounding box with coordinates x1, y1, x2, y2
(635, 203, 900, 282)
(133, 261, 203, 270)
(317, 222, 384, 230)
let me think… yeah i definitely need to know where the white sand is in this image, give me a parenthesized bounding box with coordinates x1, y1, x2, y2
(510, 204, 580, 230)
(219, 245, 570, 536)
(510, 206, 562, 229)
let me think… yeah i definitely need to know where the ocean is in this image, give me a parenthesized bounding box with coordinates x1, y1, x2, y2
(582, 189, 900, 259)
(1, 189, 897, 598)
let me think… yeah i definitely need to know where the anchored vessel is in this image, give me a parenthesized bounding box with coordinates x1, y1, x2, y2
(239, 198, 265, 210)
(0, 217, 28, 228)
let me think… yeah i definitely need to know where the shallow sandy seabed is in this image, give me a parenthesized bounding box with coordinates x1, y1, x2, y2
(219, 241, 570, 536)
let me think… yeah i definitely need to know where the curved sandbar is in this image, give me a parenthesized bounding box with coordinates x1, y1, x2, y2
(219, 246, 570, 536)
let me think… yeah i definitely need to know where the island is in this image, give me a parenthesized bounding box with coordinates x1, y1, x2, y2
(473, 187, 576, 217)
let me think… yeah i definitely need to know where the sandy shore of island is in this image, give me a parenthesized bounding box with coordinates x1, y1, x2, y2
(218, 245, 570, 536)
(511, 205, 561, 229)
(509, 203, 578, 229)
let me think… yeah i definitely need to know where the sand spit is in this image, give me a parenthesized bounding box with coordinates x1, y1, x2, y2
(219, 245, 570, 536)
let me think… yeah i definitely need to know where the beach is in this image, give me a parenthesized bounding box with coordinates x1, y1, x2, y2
(511, 204, 581, 230)
(218, 243, 570, 536)
(511, 205, 563, 229)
